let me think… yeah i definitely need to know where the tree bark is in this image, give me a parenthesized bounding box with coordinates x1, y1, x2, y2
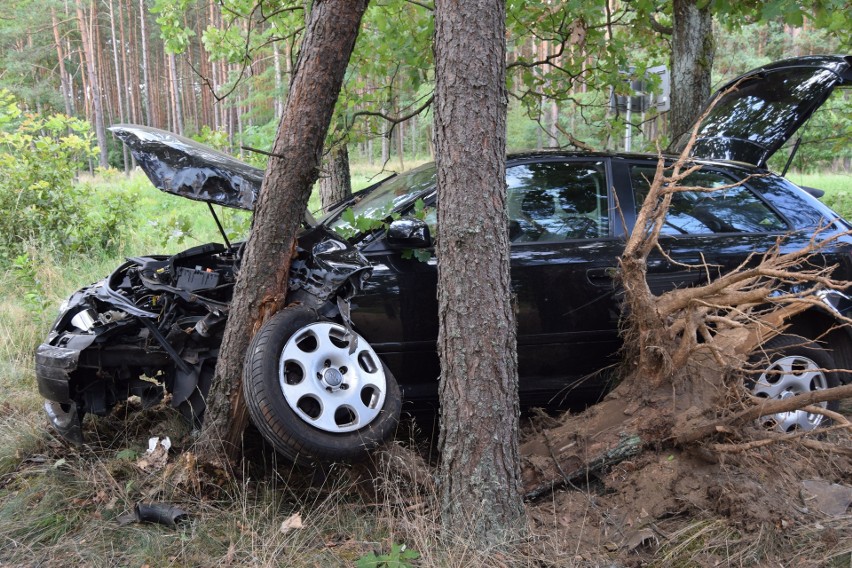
(434, 0, 525, 545)
(139, 0, 152, 125)
(51, 8, 73, 117)
(669, 0, 715, 140)
(75, 0, 109, 168)
(199, 0, 369, 463)
(319, 144, 353, 213)
(107, 0, 130, 171)
(168, 52, 184, 135)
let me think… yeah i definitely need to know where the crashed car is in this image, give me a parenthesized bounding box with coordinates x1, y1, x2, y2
(37, 55, 852, 463)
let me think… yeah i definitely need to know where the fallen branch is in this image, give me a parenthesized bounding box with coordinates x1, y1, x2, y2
(677, 382, 852, 446)
(710, 422, 852, 456)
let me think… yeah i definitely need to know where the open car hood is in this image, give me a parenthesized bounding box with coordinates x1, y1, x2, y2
(670, 55, 852, 168)
(110, 124, 263, 211)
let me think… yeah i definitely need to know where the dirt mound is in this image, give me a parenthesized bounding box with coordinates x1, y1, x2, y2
(527, 442, 852, 566)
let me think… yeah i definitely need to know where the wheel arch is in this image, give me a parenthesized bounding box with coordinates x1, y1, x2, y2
(784, 308, 852, 385)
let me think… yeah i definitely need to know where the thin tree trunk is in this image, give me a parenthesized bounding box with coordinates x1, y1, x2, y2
(319, 144, 353, 212)
(434, 0, 524, 545)
(396, 112, 404, 170)
(272, 41, 284, 119)
(168, 52, 183, 135)
(75, 0, 109, 168)
(108, 0, 129, 171)
(139, 0, 152, 125)
(381, 112, 389, 164)
(200, 0, 369, 463)
(125, 0, 141, 124)
(669, 0, 714, 139)
(51, 8, 74, 116)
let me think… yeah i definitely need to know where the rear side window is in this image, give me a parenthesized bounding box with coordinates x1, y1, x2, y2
(507, 161, 608, 242)
(630, 166, 788, 235)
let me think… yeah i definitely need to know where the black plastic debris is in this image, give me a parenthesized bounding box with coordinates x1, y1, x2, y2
(118, 502, 189, 529)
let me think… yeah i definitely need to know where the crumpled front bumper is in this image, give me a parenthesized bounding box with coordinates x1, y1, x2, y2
(35, 335, 96, 404)
(35, 334, 97, 445)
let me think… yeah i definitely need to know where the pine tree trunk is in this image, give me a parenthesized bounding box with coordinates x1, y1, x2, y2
(272, 41, 284, 119)
(75, 0, 109, 168)
(434, 0, 525, 545)
(51, 8, 73, 116)
(107, 0, 130, 171)
(199, 0, 369, 463)
(168, 52, 183, 135)
(669, 0, 714, 139)
(139, 0, 152, 125)
(319, 144, 353, 213)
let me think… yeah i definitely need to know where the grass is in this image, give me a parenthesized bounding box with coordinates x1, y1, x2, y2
(785, 171, 852, 218)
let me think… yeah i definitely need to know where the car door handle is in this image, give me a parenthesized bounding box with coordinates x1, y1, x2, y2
(586, 267, 617, 285)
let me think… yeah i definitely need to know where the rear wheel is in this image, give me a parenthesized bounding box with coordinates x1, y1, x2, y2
(243, 306, 401, 463)
(747, 335, 840, 432)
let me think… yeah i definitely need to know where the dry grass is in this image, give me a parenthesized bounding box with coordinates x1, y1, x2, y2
(0, 397, 850, 566)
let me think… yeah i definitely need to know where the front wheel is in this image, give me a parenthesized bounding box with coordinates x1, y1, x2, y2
(243, 306, 401, 463)
(747, 335, 840, 432)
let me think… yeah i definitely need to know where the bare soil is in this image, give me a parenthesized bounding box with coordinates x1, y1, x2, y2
(521, 400, 852, 566)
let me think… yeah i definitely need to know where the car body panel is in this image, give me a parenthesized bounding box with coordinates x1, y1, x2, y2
(110, 124, 263, 211)
(671, 55, 852, 167)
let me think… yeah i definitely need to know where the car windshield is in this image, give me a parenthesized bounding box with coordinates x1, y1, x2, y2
(325, 163, 437, 234)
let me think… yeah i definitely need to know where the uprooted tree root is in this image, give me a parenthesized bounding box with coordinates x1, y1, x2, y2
(518, 87, 852, 506)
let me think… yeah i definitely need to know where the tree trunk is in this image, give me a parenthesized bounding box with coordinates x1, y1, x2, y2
(319, 144, 353, 213)
(199, 0, 369, 463)
(381, 114, 389, 165)
(669, 0, 714, 140)
(434, 0, 525, 545)
(168, 52, 184, 135)
(51, 8, 73, 116)
(75, 0, 109, 168)
(107, 0, 130, 172)
(272, 41, 284, 119)
(139, 0, 152, 125)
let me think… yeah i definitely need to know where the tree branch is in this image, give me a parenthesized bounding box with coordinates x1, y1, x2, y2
(648, 14, 673, 35)
(678, 382, 852, 446)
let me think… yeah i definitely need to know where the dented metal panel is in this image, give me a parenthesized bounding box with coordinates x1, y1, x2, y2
(109, 124, 263, 210)
(289, 226, 373, 306)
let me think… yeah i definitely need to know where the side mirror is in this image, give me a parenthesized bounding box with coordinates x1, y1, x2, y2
(386, 218, 432, 249)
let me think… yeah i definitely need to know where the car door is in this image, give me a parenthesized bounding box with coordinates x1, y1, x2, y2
(353, 157, 625, 409)
(506, 158, 624, 406)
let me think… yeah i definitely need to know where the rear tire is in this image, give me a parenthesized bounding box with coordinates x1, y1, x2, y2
(747, 335, 840, 432)
(243, 306, 401, 463)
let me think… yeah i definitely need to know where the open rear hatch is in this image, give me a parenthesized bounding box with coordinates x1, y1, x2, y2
(670, 55, 852, 168)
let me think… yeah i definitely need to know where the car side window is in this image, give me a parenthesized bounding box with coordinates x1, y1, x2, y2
(630, 166, 788, 235)
(507, 161, 608, 242)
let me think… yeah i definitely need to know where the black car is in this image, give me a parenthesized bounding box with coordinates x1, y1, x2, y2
(36, 55, 852, 463)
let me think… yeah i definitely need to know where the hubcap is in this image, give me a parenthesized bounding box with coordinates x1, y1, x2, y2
(278, 322, 387, 433)
(753, 354, 829, 432)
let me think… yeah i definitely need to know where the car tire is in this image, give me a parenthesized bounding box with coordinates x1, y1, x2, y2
(243, 306, 401, 463)
(747, 335, 840, 432)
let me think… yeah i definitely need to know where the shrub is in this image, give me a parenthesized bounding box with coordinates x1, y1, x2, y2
(0, 91, 132, 261)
